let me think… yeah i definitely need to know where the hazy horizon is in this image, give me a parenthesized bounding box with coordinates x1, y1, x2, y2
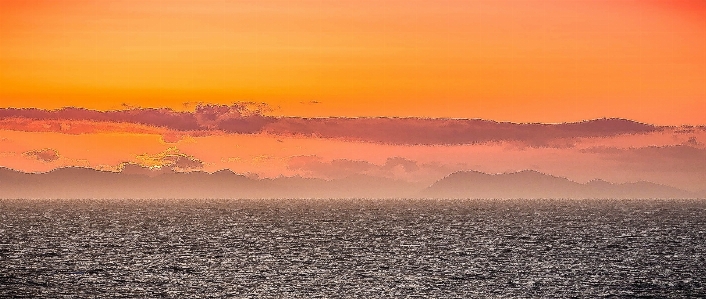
(1, 165, 702, 200)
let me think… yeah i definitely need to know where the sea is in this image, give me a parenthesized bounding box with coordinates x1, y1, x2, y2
(1, 198, 704, 298)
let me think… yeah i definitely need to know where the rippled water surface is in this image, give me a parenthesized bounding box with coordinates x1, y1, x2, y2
(1, 198, 705, 298)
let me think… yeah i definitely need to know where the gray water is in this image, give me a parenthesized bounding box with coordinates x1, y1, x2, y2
(1, 198, 705, 298)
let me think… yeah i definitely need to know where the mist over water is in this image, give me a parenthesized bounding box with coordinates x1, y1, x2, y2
(1, 198, 705, 298)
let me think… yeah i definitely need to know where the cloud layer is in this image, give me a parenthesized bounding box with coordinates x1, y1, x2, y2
(0, 106, 660, 146)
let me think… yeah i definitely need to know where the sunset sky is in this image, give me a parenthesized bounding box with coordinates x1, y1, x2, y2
(1, 0, 705, 193)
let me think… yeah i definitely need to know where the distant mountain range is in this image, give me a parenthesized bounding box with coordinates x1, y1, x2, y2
(0, 167, 416, 199)
(421, 170, 700, 199)
(0, 167, 702, 199)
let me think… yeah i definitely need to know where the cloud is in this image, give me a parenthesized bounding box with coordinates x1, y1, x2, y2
(118, 162, 173, 176)
(684, 136, 701, 146)
(300, 100, 320, 105)
(381, 157, 419, 172)
(135, 148, 204, 172)
(1, 106, 660, 146)
(0, 103, 274, 133)
(262, 117, 658, 146)
(23, 148, 60, 163)
(193, 103, 275, 133)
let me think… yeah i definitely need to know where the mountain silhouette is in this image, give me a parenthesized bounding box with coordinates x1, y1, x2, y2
(421, 170, 699, 199)
(0, 167, 416, 199)
(0, 167, 700, 199)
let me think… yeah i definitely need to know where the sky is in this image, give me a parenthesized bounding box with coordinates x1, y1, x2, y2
(2, 0, 705, 123)
(1, 0, 705, 192)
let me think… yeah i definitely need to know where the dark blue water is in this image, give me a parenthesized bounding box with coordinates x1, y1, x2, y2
(1, 198, 705, 298)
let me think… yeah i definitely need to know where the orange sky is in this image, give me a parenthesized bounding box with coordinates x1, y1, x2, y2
(2, 0, 705, 124)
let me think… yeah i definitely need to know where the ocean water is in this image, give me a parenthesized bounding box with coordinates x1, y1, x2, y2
(1, 198, 705, 298)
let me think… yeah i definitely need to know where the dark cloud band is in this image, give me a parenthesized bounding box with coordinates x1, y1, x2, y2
(0, 106, 660, 145)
